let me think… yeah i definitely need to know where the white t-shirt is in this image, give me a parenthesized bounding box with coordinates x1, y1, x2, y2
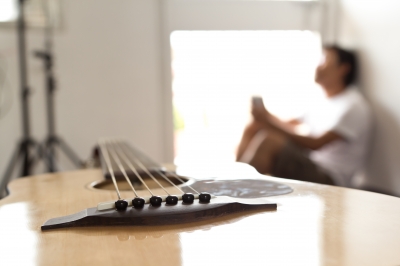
(303, 87, 372, 187)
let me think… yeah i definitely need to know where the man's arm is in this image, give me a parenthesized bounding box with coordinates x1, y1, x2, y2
(251, 97, 301, 134)
(268, 115, 301, 134)
(252, 105, 343, 150)
(281, 130, 343, 150)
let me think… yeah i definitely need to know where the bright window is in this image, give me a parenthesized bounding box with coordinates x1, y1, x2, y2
(0, 0, 61, 27)
(0, 0, 17, 22)
(171, 30, 322, 165)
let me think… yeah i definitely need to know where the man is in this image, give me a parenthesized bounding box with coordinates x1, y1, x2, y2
(236, 45, 372, 187)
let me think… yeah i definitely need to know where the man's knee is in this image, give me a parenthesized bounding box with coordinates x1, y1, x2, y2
(244, 120, 263, 136)
(262, 130, 286, 153)
(247, 131, 287, 174)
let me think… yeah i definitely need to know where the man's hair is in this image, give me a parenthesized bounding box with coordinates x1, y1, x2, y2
(323, 45, 358, 86)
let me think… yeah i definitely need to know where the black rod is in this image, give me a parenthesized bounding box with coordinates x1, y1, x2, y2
(17, 0, 31, 139)
(17, 0, 34, 176)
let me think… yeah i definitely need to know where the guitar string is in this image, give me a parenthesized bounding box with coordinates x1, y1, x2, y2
(106, 140, 139, 198)
(98, 139, 122, 200)
(111, 139, 155, 196)
(119, 138, 199, 195)
(154, 170, 185, 194)
(165, 171, 199, 194)
(116, 140, 172, 196)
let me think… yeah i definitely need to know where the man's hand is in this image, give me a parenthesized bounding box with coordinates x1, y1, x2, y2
(251, 105, 268, 123)
(251, 99, 271, 126)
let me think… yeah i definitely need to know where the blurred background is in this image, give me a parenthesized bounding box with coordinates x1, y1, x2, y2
(1, 0, 400, 196)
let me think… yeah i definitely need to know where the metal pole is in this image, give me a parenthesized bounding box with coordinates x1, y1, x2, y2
(17, 0, 34, 176)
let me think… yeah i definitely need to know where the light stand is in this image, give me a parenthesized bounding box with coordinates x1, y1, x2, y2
(34, 50, 83, 171)
(34, 10, 83, 172)
(0, 0, 38, 196)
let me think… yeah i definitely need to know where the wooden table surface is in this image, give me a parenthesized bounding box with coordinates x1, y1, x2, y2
(1, 163, 400, 266)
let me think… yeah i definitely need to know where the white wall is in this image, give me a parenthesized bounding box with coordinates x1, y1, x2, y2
(338, 0, 400, 195)
(163, 0, 322, 31)
(0, 0, 165, 177)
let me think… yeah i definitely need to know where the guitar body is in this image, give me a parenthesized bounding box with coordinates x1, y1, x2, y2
(1, 162, 400, 265)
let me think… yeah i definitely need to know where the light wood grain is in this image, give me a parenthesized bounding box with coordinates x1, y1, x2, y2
(1, 164, 400, 266)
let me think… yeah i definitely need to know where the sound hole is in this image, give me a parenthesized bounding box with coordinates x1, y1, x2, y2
(91, 172, 189, 191)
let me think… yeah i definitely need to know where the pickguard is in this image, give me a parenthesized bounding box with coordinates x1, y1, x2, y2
(184, 179, 293, 198)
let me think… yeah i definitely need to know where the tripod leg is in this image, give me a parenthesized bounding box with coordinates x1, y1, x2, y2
(47, 152, 57, 172)
(21, 142, 30, 176)
(37, 141, 57, 173)
(43, 138, 57, 172)
(20, 140, 36, 177)
(58, 138, 83, 168)
(0, 145, 23, 198)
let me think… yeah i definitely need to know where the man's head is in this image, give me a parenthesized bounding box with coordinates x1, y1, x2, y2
(315, 45, 357, 93)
